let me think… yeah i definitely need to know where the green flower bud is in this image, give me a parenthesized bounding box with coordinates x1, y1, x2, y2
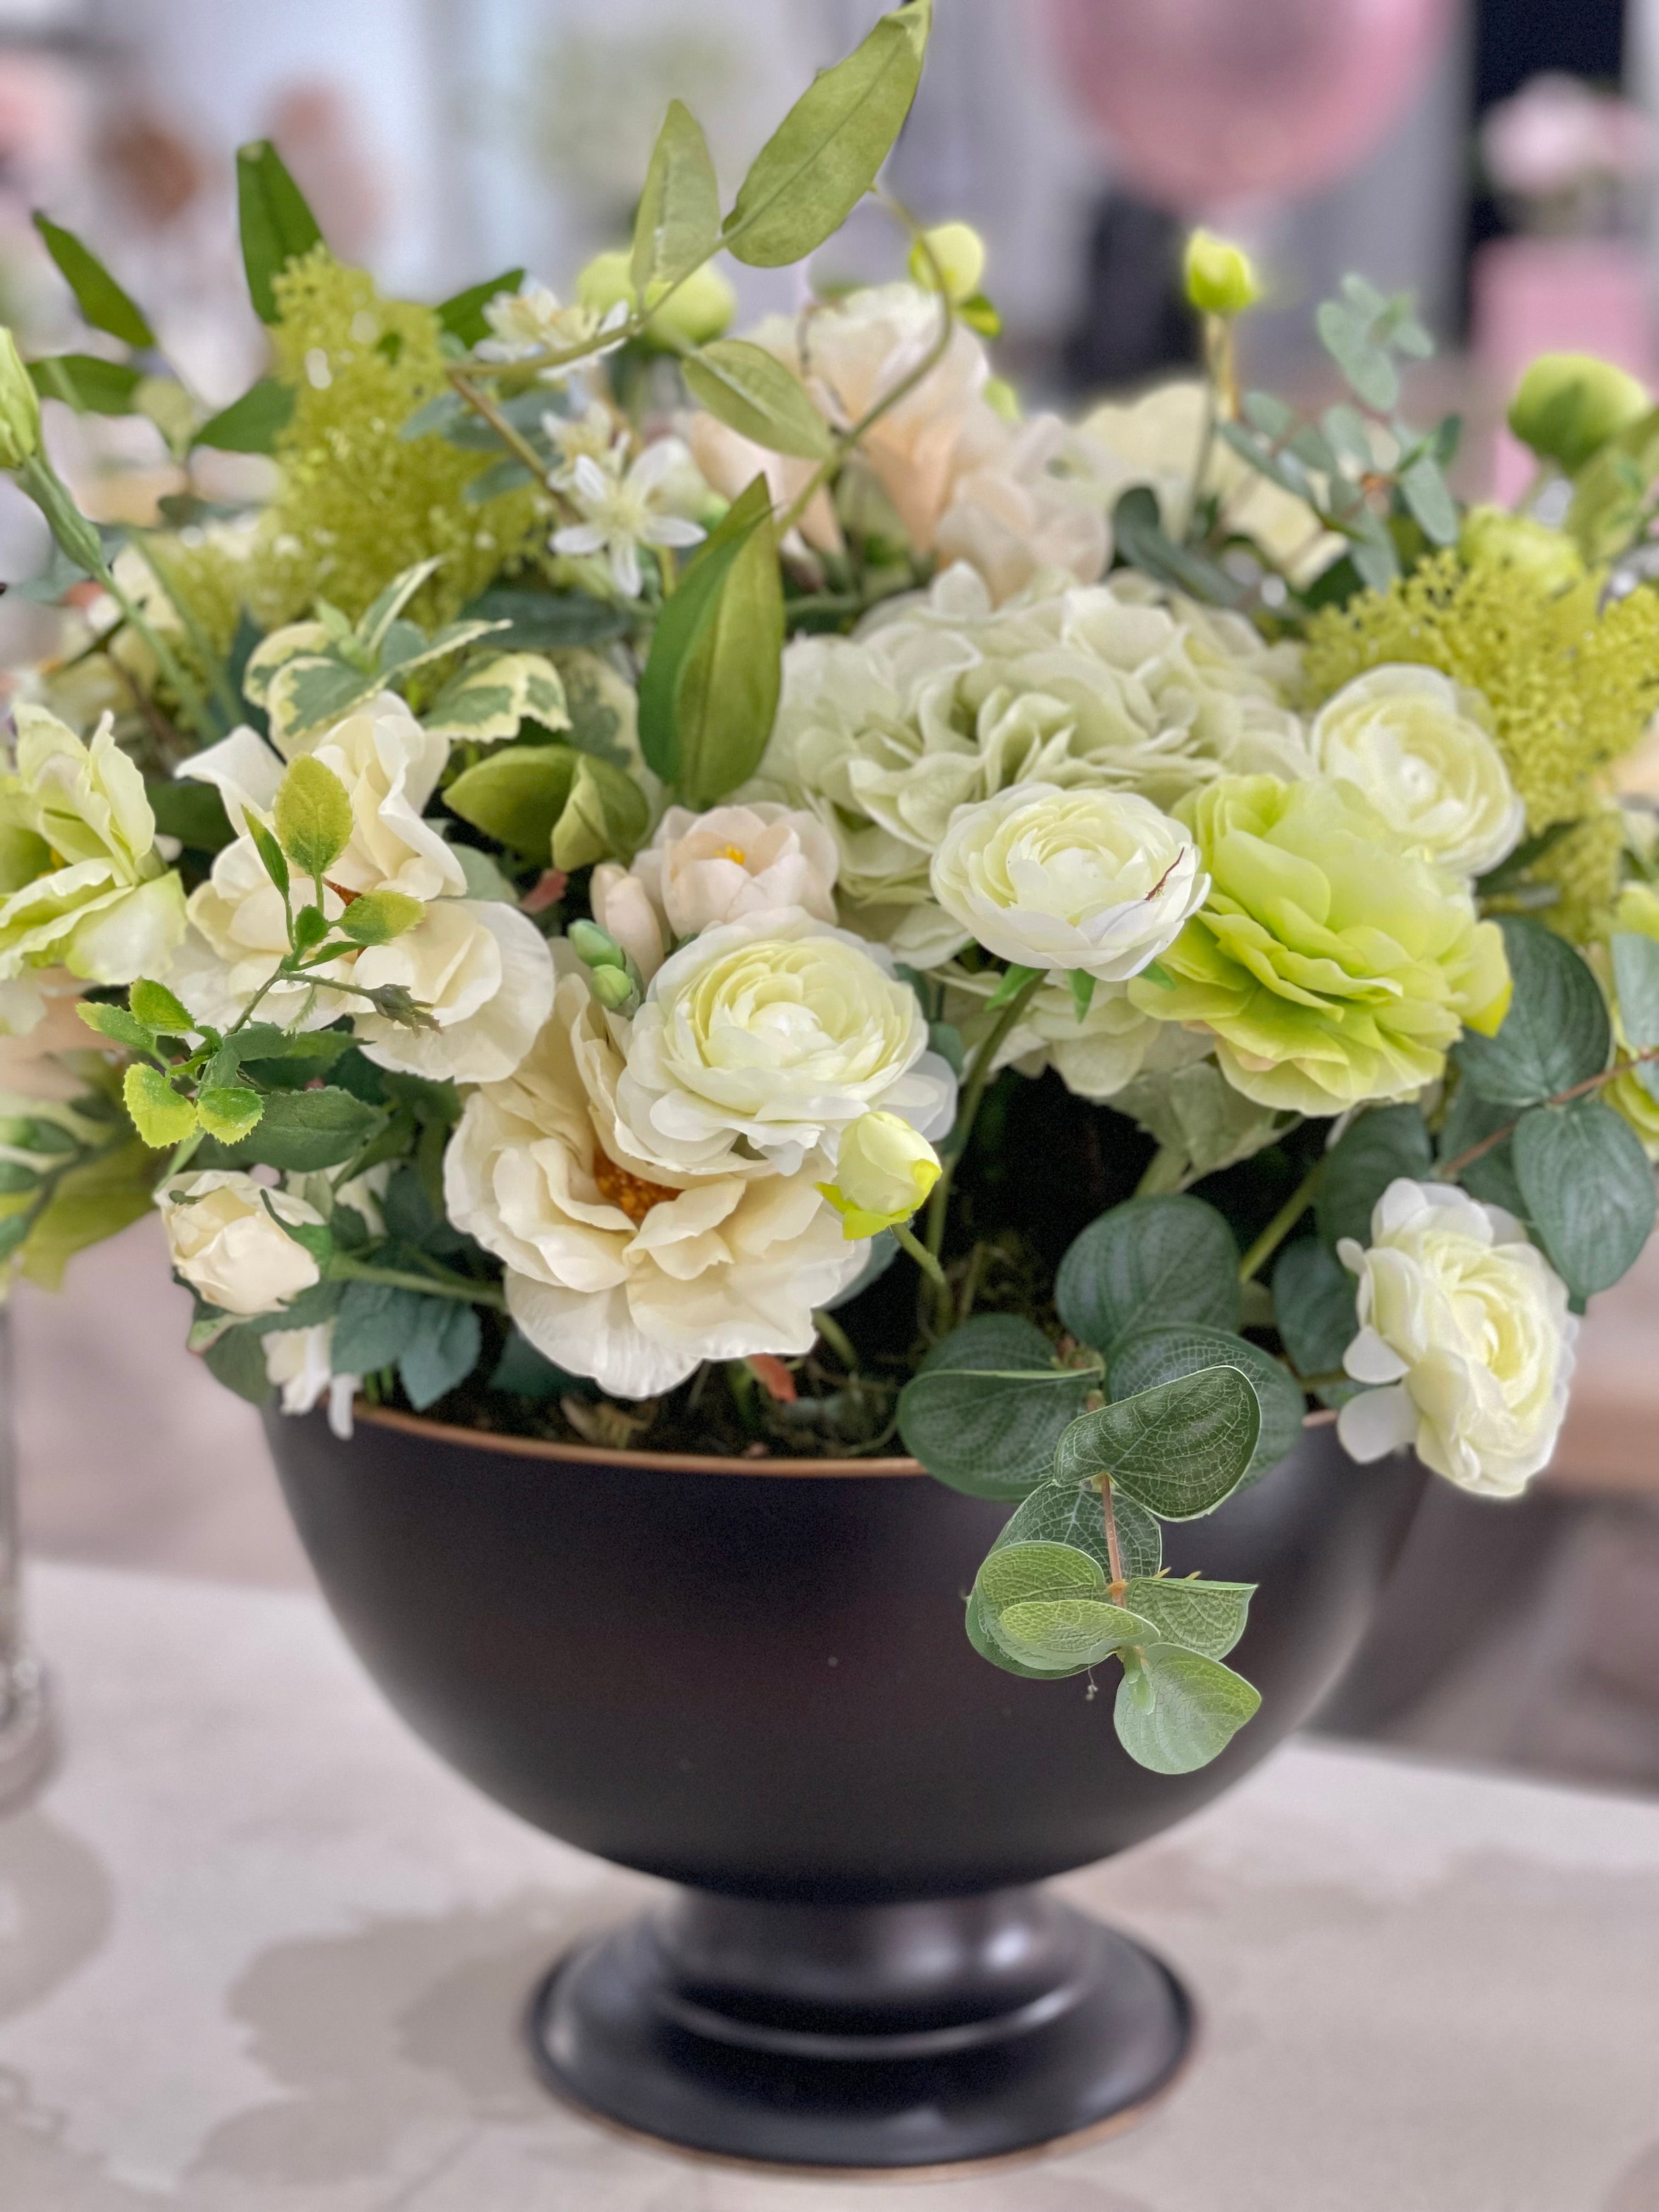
(576, 249, 735, 349)
(1507, 352, 1647, 475)
(908, 221, 986, 306)
(568, 917, 627, 970)
(1183, 230, 1261, 318)
(1458, 504, 1584, 594)
(0, 326, 41, 470)
(588, 960, 639, 1014)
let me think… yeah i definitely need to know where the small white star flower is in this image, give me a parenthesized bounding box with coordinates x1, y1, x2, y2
(551, 438, 706, 599)
(477, 281, 628, 371)
(542, 402, 625, 492)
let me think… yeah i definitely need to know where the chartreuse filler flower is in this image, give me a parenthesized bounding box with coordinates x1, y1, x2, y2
(0, 0, 1655, 1783)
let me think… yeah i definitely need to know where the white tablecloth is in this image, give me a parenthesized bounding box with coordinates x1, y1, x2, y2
(2, 1562, 1658, 2211)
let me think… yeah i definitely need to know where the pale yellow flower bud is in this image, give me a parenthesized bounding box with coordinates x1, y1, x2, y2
(1183, 230, 1261, 319)
(577, 248, 736, 348)
(819, 1110, 941, 1240)
(909, 222, 986, 306)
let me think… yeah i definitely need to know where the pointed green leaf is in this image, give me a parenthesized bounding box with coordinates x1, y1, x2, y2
(27, 354, 143, 415)
(1056, 1367, 1260, 1520)
(399, 1297, 483, 1410)
(1513, 1097, 1656, 1300)
(336, 889, 424, 946)
(196, 1086, 265, 1143)
(550, 753, 651, 871)
(680, 338, 834, 460)
(1120, 1576, 1254, 1661)
(633, 101, 721, 297)
(723, 0, 932, 268)
(77, 1001, 157, 1057)
(1114, 1645, 1261, 1774)
(274, 755, 353, 877)
(204, 1323, 274, 1405)
(423, 651, 568, 744)
(32, 212, 154, 347)
(1612, 930, 1659, 1058)
(129, 978, 194, 1036)
(1271, 1239, 1360, 1406)
(248, 816, 291, 901)
(437, 268, 525, 347)
(236, 139, 324, 323)
(1056, 1193, 1239, 1353)
(193, 376, 296, 454)
(898, 1314, 1097, 1498)
(123, 1064, 197, 1149)
(200, 1085, 377, 1172)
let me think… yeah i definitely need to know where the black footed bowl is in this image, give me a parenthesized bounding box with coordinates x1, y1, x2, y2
(265, 1407, 1424, 2174)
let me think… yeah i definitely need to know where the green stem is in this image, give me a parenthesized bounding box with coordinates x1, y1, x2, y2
(1099, 1475, 1126, 1600)
(812, 1306, 860, 1373)
(328, 1255, 507, 1311)
(1133, 1143, 1187, 1198)
(894, 1220, 946, 1289)
(1436, 1046, 1659, 1181)
(923, 969, 1045, 1265)
(1237, 1160, 1324, 1284)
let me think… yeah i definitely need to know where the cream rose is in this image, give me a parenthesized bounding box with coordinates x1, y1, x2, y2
(820, 1110, 941, 1238)
(159, 1171, 324, 1318)
(264, 1322, 358, 1437)
(0, 706, 187, 988)
(590, 802, 839, 985)
(349, 898, 555, 1084)
(932, 783, 1206, 982)
(1310, 665, 1525, 878)
(614, 911, 957, 1178)
(1335, 1178, 1577, 1498)
(444, 953, 866, 1398)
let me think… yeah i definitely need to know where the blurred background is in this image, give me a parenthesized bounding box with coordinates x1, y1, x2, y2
(4, 0, 1659, 1790)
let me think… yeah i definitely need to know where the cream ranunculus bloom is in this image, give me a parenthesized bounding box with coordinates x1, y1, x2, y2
(943, 963, 1209, 1104)
(0, 706, 187, 988)
(931, 782, 1207, 981)
(350, 897, 555, 1084)
(748, 562, 1308, 966)
(819, 1110, 941, 1238)
(615, 911, 957, 1179)
(159, 1171, 324, 1318)
(1336, 1178, 1577, 1498)
(1310, 665, 1525, 878)
(590, 802, 840, 984)
(444, 952, 866, 1398)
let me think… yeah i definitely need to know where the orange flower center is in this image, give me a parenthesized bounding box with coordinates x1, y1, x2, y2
(592, 1148, 678, 1226)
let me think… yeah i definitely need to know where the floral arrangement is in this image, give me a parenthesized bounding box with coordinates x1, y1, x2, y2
(2, 3, 1657, 1778)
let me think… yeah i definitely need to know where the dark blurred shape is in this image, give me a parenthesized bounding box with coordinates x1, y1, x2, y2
(102, 109, 203, 229)
(1062, 195, 1197, 392)
(1468, 0, 1626, 270)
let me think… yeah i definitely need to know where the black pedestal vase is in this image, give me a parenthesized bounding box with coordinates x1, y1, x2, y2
(264, 1408, 1423, 2172)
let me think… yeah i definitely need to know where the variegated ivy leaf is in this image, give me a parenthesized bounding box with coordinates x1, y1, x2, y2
(422, 651, 571, 744)
(242, 619, 335, 709)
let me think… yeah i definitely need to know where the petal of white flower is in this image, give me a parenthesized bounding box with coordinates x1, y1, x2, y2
(644, 515, 707, 549)
(571, 455, 613, 507)
(1337, 1383, 1418, 1463)
(1342, 1324, 1412, 1386)
(553, 524, 606, 557)
(328, 1375, 358, 1438)
(612, 540, 643, 599)
(629, 437, 689, 493)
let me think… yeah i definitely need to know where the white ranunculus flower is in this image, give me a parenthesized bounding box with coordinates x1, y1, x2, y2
(614, 911, 956, 1179)
(263, 1322, 359, 1438)
(444, 953, 866, 1398)
(350, 898, 555, 1084)
(0, 706, 187, 988)
(590, 802, 839, 985)
(748, 562, 1308, 965)
(944, 963, 1208, 1104)
(1310, 665, 1526, 878)
(159, 1171, 324, 1318)
(932, 783, 1207, 982)
(1336, 1178, 1578, 1498)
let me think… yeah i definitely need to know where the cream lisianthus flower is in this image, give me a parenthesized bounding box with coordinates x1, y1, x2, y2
(1310, 665, 1525, 878)
(932, 783, 1206, 982)
(749, 563, 1308, 965)
(263, 1322, 358, 1438)
(0, 706, 187, 988)
(590, 802, 839, 984)
(551, 440, 706, 599)
(159, 1171, 323, 1318)
(819, 1111, 941, 1239)
(444, 953, 866, 1398)
(615, 911, 956, 1179)
(1336, 1179, 1577, 1498)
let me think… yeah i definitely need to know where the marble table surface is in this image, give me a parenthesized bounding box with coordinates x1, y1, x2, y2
(3, 1564, 1658, 2212)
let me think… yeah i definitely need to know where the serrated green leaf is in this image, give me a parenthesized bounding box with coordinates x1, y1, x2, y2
(1056, 1193, 1239, 1353)
(723, 0, 931, 268)
(1120, 1576, 1254, 1660)
(236, 139, 324, 323)
(248, 817, 290, 901)
(490, 1327, 580, 1400)
(123, 1064, 196, 1149)
(632, 101, 721, 297)
(1317, 1104, 1435, 1251)
(196, 1085, 265, 1143)
(681, 338, 834, 460)
(274, 754, 353, 876)
(637, 474, 782, 806)
(77, 1001, 157, 1057)
(27, 353, 143, 415)
(898, 1315, 1097, 1498)
(204, 1323, 274, 1406)
(193, 376, 295, 454)
(1113, 1645, 1261, 1774)
(437, 267, 524, 347)
(129, 977, 194, 1035)
(32, 212, 154, 348)
(995, 1476, 1162, 1582)
(201, 1085, 377, 1172)
(331, 1279, 426, 1373)
(1456, 917, 1609, 1107)
(336, 889, 424, 946)
(399, 1297, 482, 1410)
(1108, 1324, 1302, 1487)
(1271, 1239, 1359, 1404)
(1056, 1366, 1260, 1520)
(1513, 1098, 1656, 1300)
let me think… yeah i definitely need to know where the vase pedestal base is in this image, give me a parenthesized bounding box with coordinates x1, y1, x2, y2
(528, 1884, 1192, 2174)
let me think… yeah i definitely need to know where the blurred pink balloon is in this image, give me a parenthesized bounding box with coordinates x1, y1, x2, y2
(1040, 0, 1455, 210)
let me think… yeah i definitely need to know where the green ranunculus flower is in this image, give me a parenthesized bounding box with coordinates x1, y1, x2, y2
(1127, 776, 1512, 1116)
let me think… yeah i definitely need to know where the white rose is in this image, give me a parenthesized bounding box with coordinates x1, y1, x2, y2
(444, 952, 866, 1398)
(263, 1322, 358, 1437)
(931, 782, 1206, 982)
(1336, 1178, 1578, 1498)
(0, 707, 187, 987)
(350, 898, 556, 1084)
(1310, 665, 1525, 877)
(614, 911, 956, 1178)
(159, 1171, 324, 1318)
(820, 1110, 941, 1237)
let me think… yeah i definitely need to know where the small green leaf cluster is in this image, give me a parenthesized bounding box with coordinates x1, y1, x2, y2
(900, 1192, 1289, 1774)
